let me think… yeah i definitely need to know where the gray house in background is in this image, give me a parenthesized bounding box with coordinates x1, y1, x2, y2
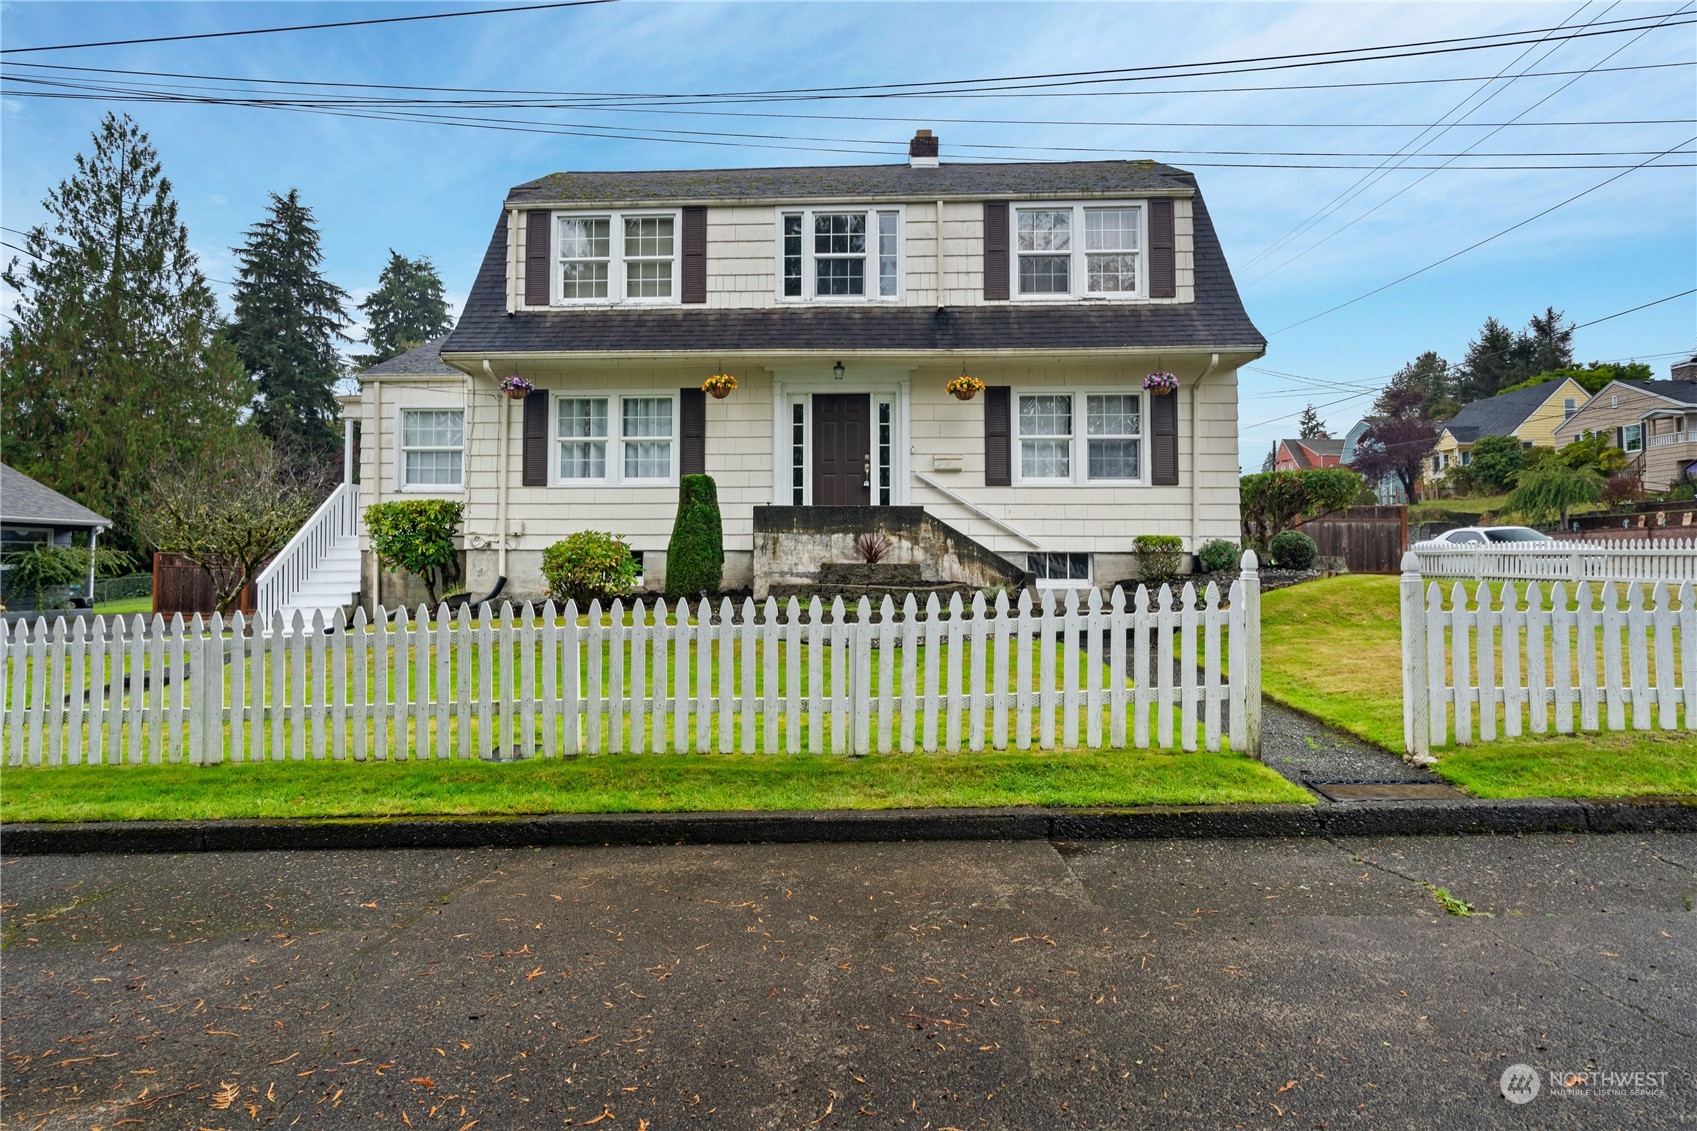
(1, 462, 110, 614)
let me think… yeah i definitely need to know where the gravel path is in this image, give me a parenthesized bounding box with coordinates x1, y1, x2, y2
(1259, 698, 1445, 786)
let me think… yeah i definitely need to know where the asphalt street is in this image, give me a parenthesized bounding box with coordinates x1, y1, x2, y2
(2, 833, 1692, 1129)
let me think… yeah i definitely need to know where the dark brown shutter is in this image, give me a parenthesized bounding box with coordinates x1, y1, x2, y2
(1150, 389, 1179, 486)
(524, 211, 551, 306)
(982, 202, 1009, 301)
(681, 206, 707, 304)
(984, 385, 1011, 487)
(679, 388, 706, 475)
(1149, 199, 1175, 299)
(521, 389, 549, 486)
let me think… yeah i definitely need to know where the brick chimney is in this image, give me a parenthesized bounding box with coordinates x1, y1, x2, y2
(908, 129, 940, 168)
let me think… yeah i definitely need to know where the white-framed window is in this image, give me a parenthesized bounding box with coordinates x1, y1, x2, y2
(1015, 390, 1144, 485)
(1029, 552, 1091, 587)
(1621, 423, 1643, 453)
(555, 393, 676, 485)
(1012, 202, 1145, 300)
(399, 408, 464, 489)
(776, 206, 902, 301)
(554, 210, 679, 304)
(1563, 397, 1579, 416)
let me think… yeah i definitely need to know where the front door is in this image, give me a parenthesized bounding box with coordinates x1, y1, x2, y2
(812, 393, 871, 506)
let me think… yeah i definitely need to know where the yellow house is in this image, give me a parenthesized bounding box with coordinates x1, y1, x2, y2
(1427, 377, 1590, 485)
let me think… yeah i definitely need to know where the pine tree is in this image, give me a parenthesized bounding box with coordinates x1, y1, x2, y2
(229, 189, 351, 462)
(1379, 351, 1457, 419)
(1457, 316, 1520, 402)
(0, 113, 247, 549)
(356, 250, 453, 368)
(1518, 306, 1575, 378)
(1297, 404, 1329, 439)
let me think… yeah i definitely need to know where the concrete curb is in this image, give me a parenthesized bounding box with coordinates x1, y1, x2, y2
(3, 797, 1692, 855)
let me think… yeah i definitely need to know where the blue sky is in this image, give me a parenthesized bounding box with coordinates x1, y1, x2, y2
(3, 1, 1693, 467)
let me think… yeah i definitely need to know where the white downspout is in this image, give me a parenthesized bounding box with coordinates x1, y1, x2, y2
(1190, 352, 1220, 552)
(483, 360, 510, 581)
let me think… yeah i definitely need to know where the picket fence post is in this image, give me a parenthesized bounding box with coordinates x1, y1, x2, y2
(1240, 551, 1263, 760)
(1399, 551, 1432, 764)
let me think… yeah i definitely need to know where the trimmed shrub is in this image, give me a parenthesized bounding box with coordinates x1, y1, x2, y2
(1134, 534, 1185, 586)
(541, 531, 638, 608)
(1268, 529, 1317, 571)
(364, 499, 465, 607)
(665, 474, 724, 598)
(1197, 539, 1239, 574)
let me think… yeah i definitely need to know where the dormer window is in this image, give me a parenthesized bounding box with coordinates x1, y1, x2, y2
(777, 207, 902, 301)
(1011, 202, 1145, 300)
(554, 210, 679, 304)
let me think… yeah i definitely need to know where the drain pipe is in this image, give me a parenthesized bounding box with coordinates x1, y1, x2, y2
(478, 360, 510, 606)
(1190, 352, 1220, 553)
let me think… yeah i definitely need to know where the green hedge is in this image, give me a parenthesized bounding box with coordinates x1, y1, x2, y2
(1134, 534, 1184, 586)
(665, 474, 724, 598)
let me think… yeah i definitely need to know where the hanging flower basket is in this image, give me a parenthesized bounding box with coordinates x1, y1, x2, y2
(499, 374, 535, 400)
(702, 373, 738, 399)
(945, 374, 986, 402)
(1143, 371, 1179, 396)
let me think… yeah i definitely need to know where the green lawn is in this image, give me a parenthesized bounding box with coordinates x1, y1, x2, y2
(93, 596, 152, 615)
(0, 747, 1309, 823)
(1261, 575, 1697, 799)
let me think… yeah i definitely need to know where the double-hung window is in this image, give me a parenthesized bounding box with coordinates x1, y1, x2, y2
(1016, 391, 1144, 484)
(778, 207, 901, 300)
(1621, 423, 1643, 453)
(1013, 202, 1144, 299)
(556, 211, 678, 303)
(556, 394, 675, 485)
(400, 408, 464, 489)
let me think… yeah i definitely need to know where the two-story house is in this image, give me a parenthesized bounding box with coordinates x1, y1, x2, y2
(1559, 370, 1697, 491)
(349, 132, 1265, 608)
(1426, 376, 1590, 485)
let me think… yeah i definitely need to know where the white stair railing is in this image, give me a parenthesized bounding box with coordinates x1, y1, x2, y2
(255, 482, 360, 622)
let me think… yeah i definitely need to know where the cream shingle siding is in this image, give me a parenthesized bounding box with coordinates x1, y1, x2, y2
(1563, 382, 1697, 491)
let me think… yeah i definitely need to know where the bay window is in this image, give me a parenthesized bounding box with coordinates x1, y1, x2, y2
(777, 206, 902, 300)
(556, 393, 676, 485)
(1013, 202, 1144, 299)
(1016, 390, 1144, 484)
(555, 210, 678, 303)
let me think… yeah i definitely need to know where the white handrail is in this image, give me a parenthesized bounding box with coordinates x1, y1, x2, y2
(254, 482, 360, 622)
(913, 472, 1040, 549)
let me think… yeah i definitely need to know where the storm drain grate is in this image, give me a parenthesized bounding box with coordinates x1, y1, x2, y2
(1305, 779, 1467, 802)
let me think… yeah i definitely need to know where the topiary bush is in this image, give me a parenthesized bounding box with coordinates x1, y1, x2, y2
(541, 531, 639, 608)
(1197, 539, 1239, 574)
(1268, 529, 1318, 571)
(665, 474, 724, 598)
(1134, 534, 1185, 586)
(364, 498, 465, 607)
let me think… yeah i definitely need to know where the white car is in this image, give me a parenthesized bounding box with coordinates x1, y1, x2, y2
(1414, 525, 1553, 549)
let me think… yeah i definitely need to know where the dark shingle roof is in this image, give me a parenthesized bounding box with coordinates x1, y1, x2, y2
(446, 169, 1264, 356)
(507, 160, 1194, 205)
(1621, 379, 1697, 406)
(1441, 378, 1575, 443)
(358, 336, 461, 378)
(1, 463, 109, 528)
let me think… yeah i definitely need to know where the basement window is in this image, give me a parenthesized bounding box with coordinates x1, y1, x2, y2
(1029, 552, 1090, 587)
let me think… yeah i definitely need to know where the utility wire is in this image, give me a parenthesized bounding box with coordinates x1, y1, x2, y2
(0, 0, 618, 55)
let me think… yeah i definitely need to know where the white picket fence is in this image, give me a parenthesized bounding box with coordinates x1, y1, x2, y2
(3, 557, 1265, 767)
(1410, 538, 1697, 586)
(1400, 553, 1695, 758)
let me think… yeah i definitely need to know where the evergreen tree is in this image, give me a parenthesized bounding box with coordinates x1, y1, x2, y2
(1297, 404, 1329, 439)
(356, 250, 453, 368)
(1457, 316, 1520, 402)
(1518, 305, 1576, 378)
(229, 189, 351, 462)
(1380, 350, 1457, 419)
(0, 113, 247, 549)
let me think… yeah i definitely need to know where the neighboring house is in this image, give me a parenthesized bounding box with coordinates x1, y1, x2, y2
(1271, 436, 1344, 472)
(0, 462, 110, 613)
(1339, 420, 1407, 504)
(1426, 377, 1590, 484)
(343, 132, 1265, 605)
(1559, 376, 1697, 491)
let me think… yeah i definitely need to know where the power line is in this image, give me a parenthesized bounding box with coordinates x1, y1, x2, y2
(1573, 289, 1697, 327)
(1, 224, 238, 287)
(0, 0, 618, 56)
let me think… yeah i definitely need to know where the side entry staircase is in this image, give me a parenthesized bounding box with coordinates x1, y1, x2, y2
(255, 483, 361, 628)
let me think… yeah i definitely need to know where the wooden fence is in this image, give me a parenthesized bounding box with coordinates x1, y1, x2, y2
(1297, 505, 1408, 574)
(1409, 538, 1697, 586)
(4, 561, 1265, 767)
(1399, 553, 1694, 759)
(152, 553, 256, 618)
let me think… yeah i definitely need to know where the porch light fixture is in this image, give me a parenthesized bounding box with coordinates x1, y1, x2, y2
(833, 360, 845, 381)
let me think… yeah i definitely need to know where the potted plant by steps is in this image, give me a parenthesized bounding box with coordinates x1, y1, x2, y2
(1143, 370, 1179, 396)
(945, 374, 986, 402)
(499, 374, 535, 400)
(702, 373, 738, 400)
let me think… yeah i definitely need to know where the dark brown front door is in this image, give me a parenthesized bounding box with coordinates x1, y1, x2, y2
(812, 393, 871, 506)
